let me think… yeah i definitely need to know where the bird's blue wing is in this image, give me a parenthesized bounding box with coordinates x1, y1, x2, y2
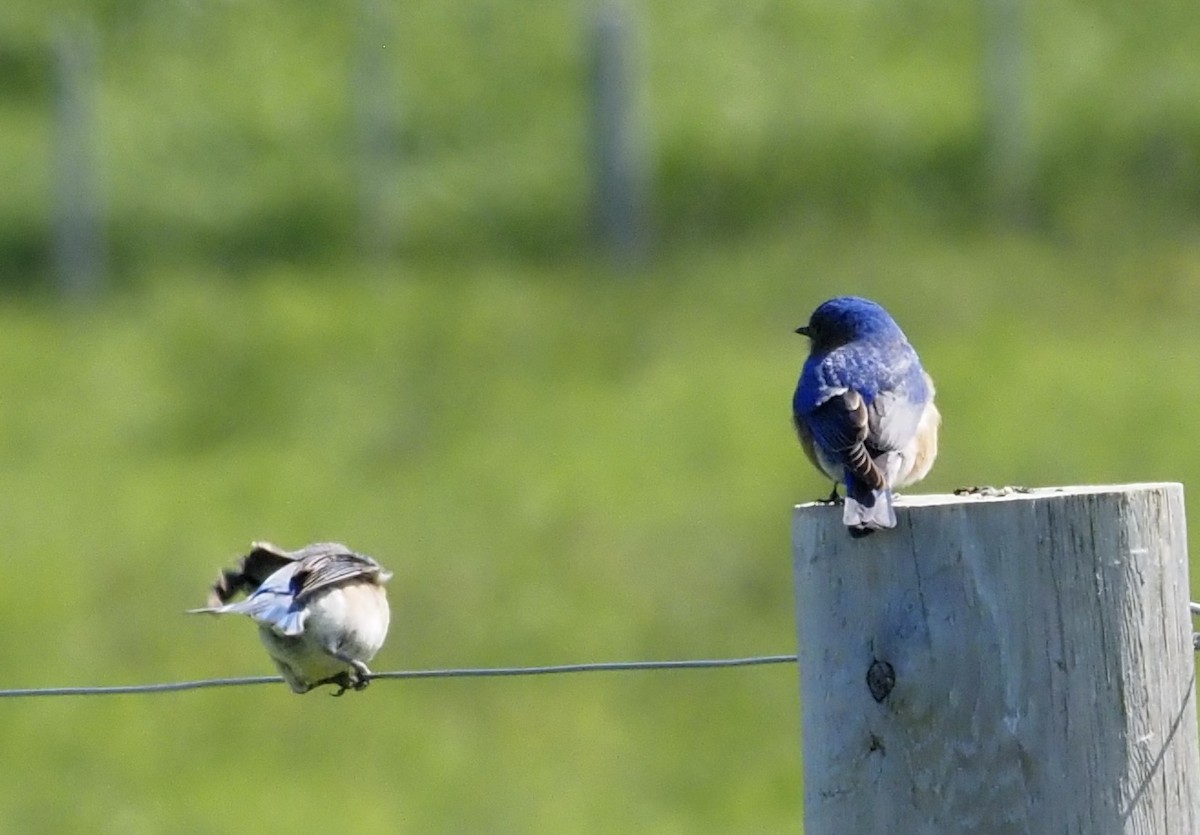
(802, 388, 863, 452)
(805, 390, 885, 491)
(795, 353, 885, 490)
(795, 352, 867, 456)
(219, 562, 309, 636)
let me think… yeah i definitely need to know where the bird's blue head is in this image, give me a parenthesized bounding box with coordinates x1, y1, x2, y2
(795, 296, 905, 351)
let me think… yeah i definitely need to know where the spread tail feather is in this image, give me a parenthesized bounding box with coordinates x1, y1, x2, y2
(188, 592, 308, 636)
(842, 486, 897, 532)
(186, 606, 222, 615)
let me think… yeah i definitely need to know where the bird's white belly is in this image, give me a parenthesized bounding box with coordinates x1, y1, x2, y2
(257, 582, 391, 692)
(893, 398, 941, 488)
(305, 582, 391, 662)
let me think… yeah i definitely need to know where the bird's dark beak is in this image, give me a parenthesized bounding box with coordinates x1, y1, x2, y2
(795, 325, 811, 337)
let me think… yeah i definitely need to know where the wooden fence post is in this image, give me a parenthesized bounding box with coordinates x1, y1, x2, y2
(52, 21, 104, 300)
(351, 0, 402, 262)
(980, 0, 1033, 225)
(587, 0, 650, 266)
(793, 483, 1200, 834)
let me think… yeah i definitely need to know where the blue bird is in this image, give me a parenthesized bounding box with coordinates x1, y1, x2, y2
(792, 296, 940, 536)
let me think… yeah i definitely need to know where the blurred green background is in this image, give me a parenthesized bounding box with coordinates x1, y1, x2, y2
(3, 0, 1200, 831)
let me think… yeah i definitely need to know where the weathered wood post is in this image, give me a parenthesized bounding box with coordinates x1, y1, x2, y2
(52, 20, 104, 300)
(587, 0, 650, 265)
(793, 484, 1200, 834)
(351, 0, 402, 261)
(980, 0, 1033, 224)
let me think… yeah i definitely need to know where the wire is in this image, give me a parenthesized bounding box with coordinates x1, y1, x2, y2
(0, 654, 798, 698)
(374, 655, 798, 680)
(0, 676, 281, 698)
(10, 597, 1200, 692)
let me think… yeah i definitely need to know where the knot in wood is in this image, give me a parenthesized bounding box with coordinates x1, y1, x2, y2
(866, 659, 895, 703)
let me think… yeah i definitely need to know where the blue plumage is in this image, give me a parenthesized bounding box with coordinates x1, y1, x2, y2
(223, 563, 310, 636)
(792, 296, 940, 535)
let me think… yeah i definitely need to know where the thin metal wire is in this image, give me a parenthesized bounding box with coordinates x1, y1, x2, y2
(0, 676, 282, 698)
(10, 598, 1200, 691)
(0, 654, 798, 698)
(373, 655, 798, 680)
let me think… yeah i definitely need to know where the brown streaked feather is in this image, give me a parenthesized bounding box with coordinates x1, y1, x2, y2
(838, 391, 886, 490)
(204, 541, 368, 608)
(205, 542, 300, 608)
(290, 550, 387, 602)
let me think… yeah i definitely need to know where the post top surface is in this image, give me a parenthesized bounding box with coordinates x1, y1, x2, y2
(793, 482, 1182, 513)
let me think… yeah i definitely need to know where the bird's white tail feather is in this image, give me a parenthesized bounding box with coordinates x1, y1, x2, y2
(843, 489, 897, 530)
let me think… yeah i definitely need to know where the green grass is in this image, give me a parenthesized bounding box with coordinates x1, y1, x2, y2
(1, 227, 1200, 831)
(2, 0, 1200, 831)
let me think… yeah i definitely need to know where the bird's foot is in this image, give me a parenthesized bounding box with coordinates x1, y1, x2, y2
(323, 661, 373, 696)
(349, 660, 372, 691)
(818, 485, 843, 505)
(317, 672, 355, 697)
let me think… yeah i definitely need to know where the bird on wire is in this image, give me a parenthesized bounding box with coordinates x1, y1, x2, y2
(188, 541, 392, 695)
(792, 296, 940, 537)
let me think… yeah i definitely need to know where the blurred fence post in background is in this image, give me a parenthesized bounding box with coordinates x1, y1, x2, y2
(793, 484, 1200, 833)
(980, 0, 1034, 225)
(52, 21, 105, 300)
(352, 0, 402, 262)
(587, 0, 651, 266)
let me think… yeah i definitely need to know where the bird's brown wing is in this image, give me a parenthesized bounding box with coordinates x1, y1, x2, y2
(204, 542, 300, 607)
(290, 548, 387, 603)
